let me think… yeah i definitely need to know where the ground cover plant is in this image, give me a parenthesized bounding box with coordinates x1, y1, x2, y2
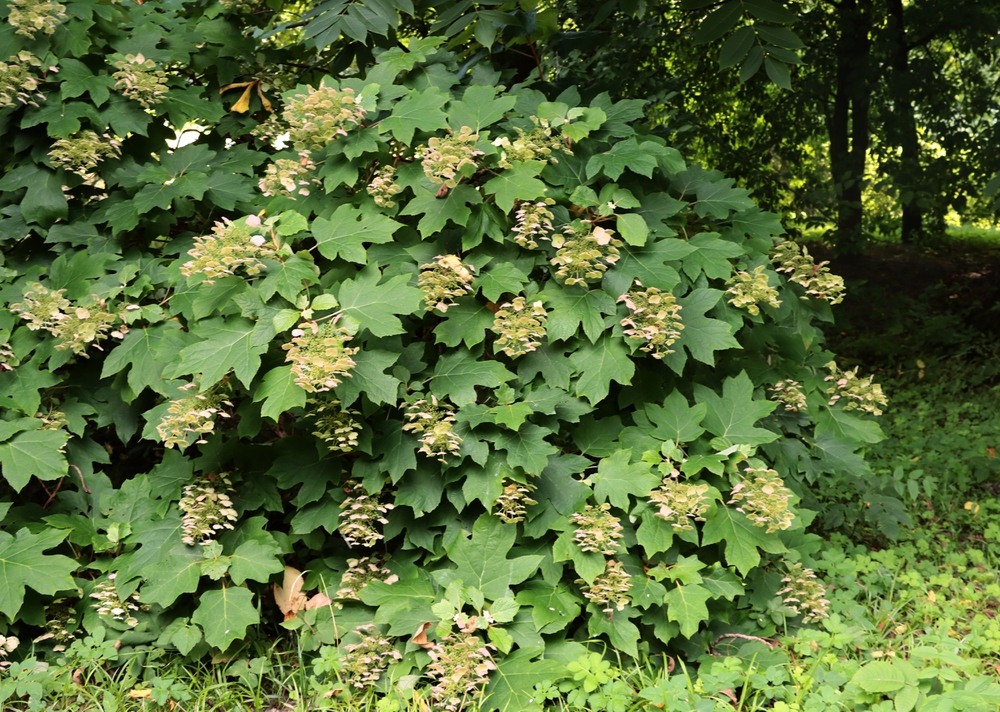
(0, 0, 904, 708)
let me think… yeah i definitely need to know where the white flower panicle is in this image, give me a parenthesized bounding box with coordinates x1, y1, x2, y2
(420, 126, 483, 187)
(259, 153, 320, 198)
(340, 624, 403, 689)
(336, 557, 398, 600)
(90, 575, 145, 628)
(493, 480, 537, 523)
(771, 240, 846, 305)
(179, 473, 239, 545)
(551, 222, 622, 286)
(729, 468, 795, 533)
(511, 199, 556, 249)
(403, 396, 462, 462)
(618, 282, 683, 359)
(0, 52, 44, 109)
(48, 130, 121, 178)
(580, 559, 632, 613)
(282, 320, 358, 393)
(307, 398, 362, 452)
(366, 164, 403, 207)
(824, 361, 887, 416)
(156, 382, 233, 450)
(7, 0, 66, 38)
(492, 297, 547, 358)
(284, 84, 366, 152)
(493, 116, 572, 169)
(426, 633, 497, 712)
(778, 563, 830, 623)
(181, 215, 276, 283)
(11, 282, 126, 356)
(338, 481, 395, 548)
(770, 379, 808, 412)
(112, 53, 168, 109)
(650, 477, 712, 531)
(419, 255, 476, 313)
(726, 265, 781, 315)
(570, 503, 624, 555)
(0, 634, 19, 668)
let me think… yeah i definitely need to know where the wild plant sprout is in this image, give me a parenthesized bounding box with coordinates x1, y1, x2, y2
(618, 281, 684, 358)
(366, 164, 403, 207)
(493, 115, 572, 169)
(181, 214, 276, 283)
(492, 297, 547, 358)
(282, 320, 358, 393)
(726, 265, 782, 315)
(778, 563, 830, 623)
(825, 361, 888, 416)
(48, 130, 121, 178)
(111, 53, 168, 109)
(156, 383, 233, 450)
(0, 52, 44, 109)
(729, 468, 795, 533)
(338, 481, 395, 548)
(420, 126, 483, 187)
(178, 473, 238, 545)
(511, 199, 556, 249)
(570, 503, 624, 555)
(259, 153, 320, 198)
(419, 255, 475, 313)
(771, 240, 846, 304)
(336, 557, 398, 600)
(426, 633, 497, 711)
(403, 396, 462, 462)
(551, 222, 622, 285)
(580, 559, 632, 613)
(493, 480, 537, 523)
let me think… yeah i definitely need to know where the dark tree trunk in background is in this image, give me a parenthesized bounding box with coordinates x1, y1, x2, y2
(887, 0, 924, 244)
(827, 0, 873, 255)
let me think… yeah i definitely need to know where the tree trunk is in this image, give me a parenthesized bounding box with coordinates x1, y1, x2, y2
(887, 0, 923, 244)
(827, 0, 873, 255)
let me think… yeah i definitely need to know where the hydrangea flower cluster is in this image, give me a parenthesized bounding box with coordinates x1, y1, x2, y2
(36, 406, 69, 431)
(43, 598, 79, 649)
(282, 320, 358, 393)
(729, 468, 795, 533)
(0, 342, 12, 371)
(551, 223, 622, 286)
(770, 379, 808, 412)
(0, 52, 44, 109)
(156, 383, 233, 450)
(771, 240, 846, 305)
(259, 154, 320, 198)
(7, 0, 66, 38)
(340, 624, 403, 689)
(420, 126, 483, 187)
(0, 634, 19, 668)
(824, 361, 888, 416)
(570, 503, 624, 555)
(111, 53, 168, 109)
(284, 84, 365, 152)
(493, 480, 537, 523)
(492, 297, 547, 358)
(178, 473, 239, 545)
(90, 574, 144, 627)
(48, 130, 121, 178)
(419, 255, 475, 313)
(307, 398, 361, 452)
(726, 265, 781, 315)
(778, 563, 830, 623)
(336, 557, 398, 600)
(426, 633, 497, 712)
(511, 199, 556, 249)
(580, 560, 632, 613)
(618, 282, 684, 359)
(338, 481, 395, 548)
(403, 396, 462, 462)
(11, 283, 125, 356)
(181, 214, 276, 283)
(366, 164, 403, 207)
(493, 116, 572, 169)
(649, 477, 712, 531)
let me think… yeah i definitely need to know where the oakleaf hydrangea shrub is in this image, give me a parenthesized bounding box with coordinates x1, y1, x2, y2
(0, 18, 889, 710)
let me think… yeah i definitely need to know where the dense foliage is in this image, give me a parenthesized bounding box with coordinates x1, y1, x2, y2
(0, 0, 897, 708)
